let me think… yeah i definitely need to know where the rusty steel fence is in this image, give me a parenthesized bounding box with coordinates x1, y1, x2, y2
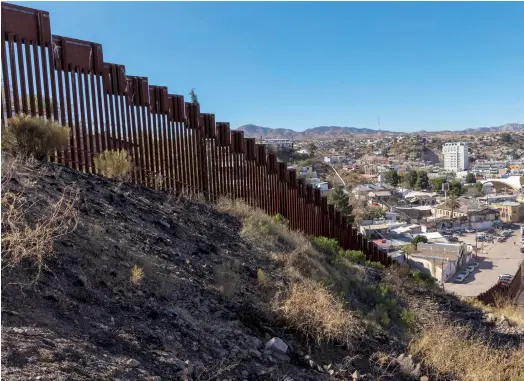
(1, 3, 392, 266)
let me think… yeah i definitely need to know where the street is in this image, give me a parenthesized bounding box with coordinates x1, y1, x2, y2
(444, 230, 524, 297)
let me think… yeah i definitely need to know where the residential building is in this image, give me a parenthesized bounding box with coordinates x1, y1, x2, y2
(431, 198, 500, 231)
(409, 242, 471, 283)
(489, 201, 524, 223)
(442, 142, 469, 172)
(352, 183, 395, 201)
(394, 206, 433, 223)
(359, 221, 407, 238)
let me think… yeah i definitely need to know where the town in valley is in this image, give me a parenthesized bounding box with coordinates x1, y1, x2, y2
(243, 123, 524, 297)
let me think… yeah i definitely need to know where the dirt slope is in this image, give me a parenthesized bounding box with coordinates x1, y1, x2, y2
(1, 160, 523, 381)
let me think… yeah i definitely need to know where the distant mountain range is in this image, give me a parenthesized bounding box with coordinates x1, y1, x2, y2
(236, 123, 524, 139)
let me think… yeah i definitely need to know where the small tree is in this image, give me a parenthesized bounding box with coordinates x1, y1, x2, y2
(384, 170, 399, 187)
(415, 171, 430, 190)
(444, 195, 461, 219)
(361, 206, 386, 221)
(401, 243, 415, 266)
(411, 235, 428, 249)
(189, 88, 199, 106)
(328, 185, 352, 216)
(449, 179, 464, 197)
(430, 177, 446, 193)
(403, 170, 418, 189)
(465, 172, 477, 184)
(307, 142, 317, 158)
(466, 183, 483, 197)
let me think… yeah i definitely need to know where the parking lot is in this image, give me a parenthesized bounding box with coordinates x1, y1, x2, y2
(444, 228, 524, 297)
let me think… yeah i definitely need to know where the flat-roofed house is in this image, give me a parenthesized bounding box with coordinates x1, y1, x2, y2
(409, 242, 471, 284)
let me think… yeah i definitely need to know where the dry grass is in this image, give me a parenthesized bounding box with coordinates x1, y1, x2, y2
(217, 198, 320, 253)
(410, 320, 524, 381)
(130, 265, 144, 284)
(1, 155, 79, 273)
(1, 114, 70, 160)
(93, 150, 132, 182)
(465, 296, 524, 328)
(217, 197, 367, 307)
(275, 279, 362, 346)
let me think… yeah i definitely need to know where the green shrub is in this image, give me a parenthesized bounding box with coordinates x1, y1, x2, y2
(312, 236, 341, 257)
(339, 250, 366, 265)
(272, 213, 289, 226)
(412, 271, 436, 284)
(2, 114, 70, 160)
(401, 309, 416, 328)
(368, 303, 391, 327)
(93, 150, 132, 182)
(365, 261, 385, 270)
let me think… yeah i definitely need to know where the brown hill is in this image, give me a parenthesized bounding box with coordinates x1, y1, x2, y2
(236, 124, 524, 139)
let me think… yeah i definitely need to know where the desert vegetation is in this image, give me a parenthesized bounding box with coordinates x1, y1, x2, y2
(1, 114, 70, 160)
(93, 149, 133, 182)
(1, 154, 78, 275)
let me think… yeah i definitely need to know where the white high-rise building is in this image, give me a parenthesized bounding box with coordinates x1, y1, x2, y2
(442, 142, 469, 172)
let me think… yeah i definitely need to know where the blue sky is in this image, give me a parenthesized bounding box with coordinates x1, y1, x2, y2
(14, 1, 524, 132)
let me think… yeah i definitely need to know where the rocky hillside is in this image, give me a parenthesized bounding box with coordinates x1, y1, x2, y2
(2, 157, 523, 381)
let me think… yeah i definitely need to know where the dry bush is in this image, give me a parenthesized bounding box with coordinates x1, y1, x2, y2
(410, 320, 524, 381)
(214, 262, 240, 298)
(93, 150, 132, 182)
(2, 114, 70, 160)
(465, 296, 524, 328)
(1, 155, 78, 273)
(130, 265, 144, 284)
(216, 197, 254, 218)
(275, 279, 362, 346)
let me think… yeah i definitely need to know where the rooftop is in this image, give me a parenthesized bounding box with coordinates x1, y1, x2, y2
(490, 201, 521, 207)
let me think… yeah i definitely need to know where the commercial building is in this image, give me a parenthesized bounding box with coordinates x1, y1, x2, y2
(442, 142, 469, 172)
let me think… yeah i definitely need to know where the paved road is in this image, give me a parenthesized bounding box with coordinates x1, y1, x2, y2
(444, 230, 524, 297)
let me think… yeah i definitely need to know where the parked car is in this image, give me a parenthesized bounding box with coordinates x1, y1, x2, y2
(448, 237, 459, 243)
(465, 229, 476, 233)
(466, 265, 476, 273)
(498, 274, 514, 286)
(496, 236, 507, 242)
(455, 273, 468, 283)
(471, 262, 480, 268)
